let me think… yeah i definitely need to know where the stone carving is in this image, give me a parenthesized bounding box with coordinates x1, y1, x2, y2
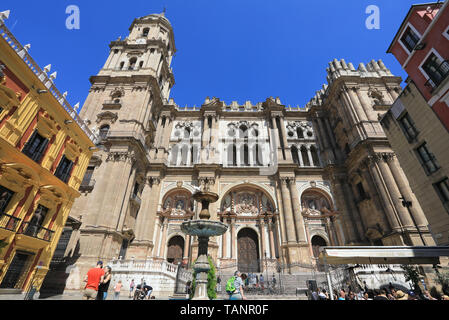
(221, 188, 274, 216)
(301, 191, 332, 216)
(368, 88, 385, 105)
(162, 190, 194, 216)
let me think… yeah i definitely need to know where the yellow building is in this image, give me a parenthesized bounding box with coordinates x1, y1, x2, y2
(0, 20, 96, 294)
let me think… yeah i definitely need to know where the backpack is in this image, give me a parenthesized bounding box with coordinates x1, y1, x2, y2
(226, 276, 236, 294)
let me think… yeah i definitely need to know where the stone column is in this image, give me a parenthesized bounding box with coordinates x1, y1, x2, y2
(159, 219, 169, 259)
(306, 145, 315, 167)
(366, 156, 402, 233)
(134, 181, 153, 240)
(270, 117, 282, 160)
(288, 179, 307, 243)
(355, 88, 377, 121)
(153, 217, 162, 257)
(329, 177, 358, 244)
(342, 182, 365, 240)
(259, 218, 266, 261)
(279, 178, 297, 243)
(312, 118, 327, 152)
(161, 117, 173, 149)
(360, 165, 391, 231)
(275, 181, 288, 245)
(231, 218, 237, 260)
(386, 155, 431, 234)
(296, 147, 304, 167)
(278, 116, 292, 161)
(154, 116, 164, 148)
(345, 86, 369, 122)
(183, 234, 191, 261)
(269, 221, 276, 259)
(376, 155, 415, 229)
(221, 225, 227, 258)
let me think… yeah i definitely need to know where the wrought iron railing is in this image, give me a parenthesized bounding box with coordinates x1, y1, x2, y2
(424, 60, 449, 93)
(0, 22, 98, 144)
(0, 213, 21, 232)
(18, 222, 55, 242)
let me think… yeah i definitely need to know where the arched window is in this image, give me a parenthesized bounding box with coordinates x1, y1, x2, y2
(241, 144, 250, 166)
(291, 146, 300, 165)
(297, 127, 304, 139)
(128, 57, 137, 70)
(310, 146, 320, 167)
(99, 125, 110, 140)
(142, 28, 150, 37)
(139, 61, 144, 69)
(253, 144, 263, 166)
(119, 61, 125, 70)
(301, 146, 310, 166)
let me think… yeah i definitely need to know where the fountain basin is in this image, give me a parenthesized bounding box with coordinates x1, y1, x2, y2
(181, 220, 228, 238)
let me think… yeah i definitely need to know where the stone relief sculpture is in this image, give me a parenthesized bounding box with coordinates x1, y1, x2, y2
(301, 191, 332, 216)
(221, 189, 275, 216)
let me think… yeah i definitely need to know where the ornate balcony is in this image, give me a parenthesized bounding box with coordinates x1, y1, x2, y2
(17, 222, 55, 242)
(0, 213, 21, 232)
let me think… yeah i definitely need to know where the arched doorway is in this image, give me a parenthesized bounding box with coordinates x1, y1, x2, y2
(237, 228, 260, 273)
(311, 235, 327, 271)
(311, 235, 327, 259)
(167, 236, 184, 265)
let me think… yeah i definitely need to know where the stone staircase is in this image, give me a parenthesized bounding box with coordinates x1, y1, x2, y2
(217, 272, 329, 299)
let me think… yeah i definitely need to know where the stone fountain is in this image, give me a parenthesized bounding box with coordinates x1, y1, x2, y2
(181, 188, 228, 300)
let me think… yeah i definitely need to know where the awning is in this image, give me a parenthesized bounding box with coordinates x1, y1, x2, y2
(319, 246, 449, 265)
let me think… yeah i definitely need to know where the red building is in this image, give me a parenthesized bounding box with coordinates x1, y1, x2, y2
(387, 1, 449, 131)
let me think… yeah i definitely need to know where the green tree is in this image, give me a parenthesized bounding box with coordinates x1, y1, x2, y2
(189, 256, 217, 300)
(401, 264, 422, 293)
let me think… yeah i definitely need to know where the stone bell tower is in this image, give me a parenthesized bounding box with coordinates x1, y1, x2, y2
(69, 13, 176, 279)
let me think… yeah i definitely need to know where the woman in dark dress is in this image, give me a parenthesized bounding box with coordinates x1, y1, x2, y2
(97, 266, 112, 300)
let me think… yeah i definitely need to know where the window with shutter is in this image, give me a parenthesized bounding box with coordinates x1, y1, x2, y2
(22, 130, 49, 163)
(54, 155, 74, 183)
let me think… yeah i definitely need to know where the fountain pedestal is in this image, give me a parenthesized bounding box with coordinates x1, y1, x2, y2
(181, 191, 228, 300)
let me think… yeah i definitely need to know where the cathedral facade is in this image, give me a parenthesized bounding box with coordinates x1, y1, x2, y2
(68, 13, 435, 283)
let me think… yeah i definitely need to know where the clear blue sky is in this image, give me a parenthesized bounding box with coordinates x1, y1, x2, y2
(1, 0, 422, 109)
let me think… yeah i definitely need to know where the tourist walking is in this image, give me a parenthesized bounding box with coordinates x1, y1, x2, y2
(82, 261, 105, 300)
(97, 266, 112, 300)
(259, 274, 264, 289)
(226, 271, 247, 300)
(114, 280, 122, 300)
(129, 279, 135, 298)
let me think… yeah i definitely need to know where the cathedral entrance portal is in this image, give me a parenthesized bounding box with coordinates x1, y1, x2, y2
(167, 236, 184, 265)
(237, 228, 260, 273)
